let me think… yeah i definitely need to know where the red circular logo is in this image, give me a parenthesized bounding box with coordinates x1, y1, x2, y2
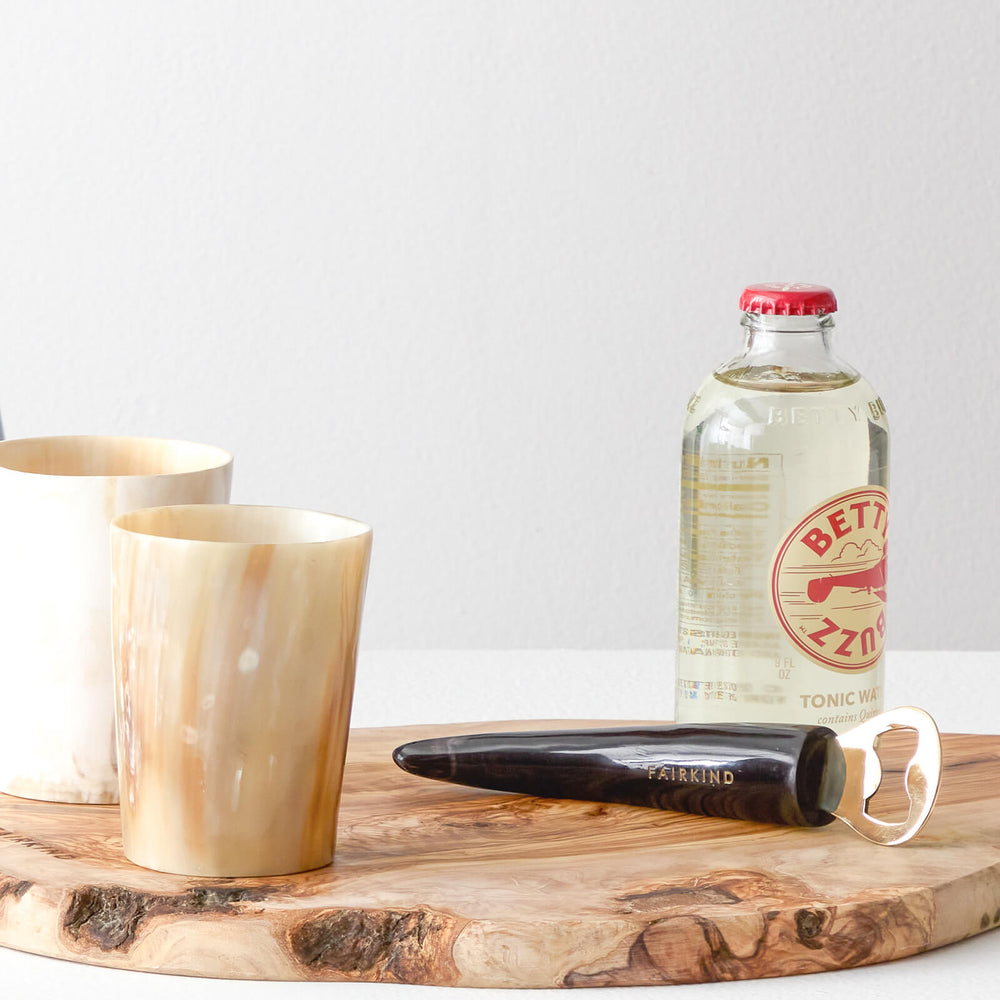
(771, 487, 888, 672)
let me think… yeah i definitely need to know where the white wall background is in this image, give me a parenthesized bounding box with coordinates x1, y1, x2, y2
(0, 1, 997, 650)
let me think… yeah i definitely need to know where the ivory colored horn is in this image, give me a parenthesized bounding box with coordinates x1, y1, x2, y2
(111, 503, 372, 878)
(0, 436, 233, 804)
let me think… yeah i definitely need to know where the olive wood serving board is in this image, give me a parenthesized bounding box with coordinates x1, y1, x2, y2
(0, 721, 999, 987)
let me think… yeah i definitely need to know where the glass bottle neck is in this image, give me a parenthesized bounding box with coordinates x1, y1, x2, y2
(743, 310, 833, 334)
(714, 312, 859, 392)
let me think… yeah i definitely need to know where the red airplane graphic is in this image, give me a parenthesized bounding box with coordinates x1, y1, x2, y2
(807, 549, 887, 604)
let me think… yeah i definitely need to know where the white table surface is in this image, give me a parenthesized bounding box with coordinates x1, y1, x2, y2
(1, 649, 997, 998)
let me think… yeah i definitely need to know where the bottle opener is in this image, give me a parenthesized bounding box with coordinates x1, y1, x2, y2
(393, 707, 941, 846)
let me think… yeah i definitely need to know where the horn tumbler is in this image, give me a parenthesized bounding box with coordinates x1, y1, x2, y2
(110, 504, 372, 877)
(0, 436, 233, 803)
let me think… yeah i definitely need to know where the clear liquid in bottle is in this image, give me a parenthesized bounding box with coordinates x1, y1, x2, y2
(675, 285, 888, 732)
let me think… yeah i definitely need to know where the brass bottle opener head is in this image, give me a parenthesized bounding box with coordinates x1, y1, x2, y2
(832, 707, 942, 846)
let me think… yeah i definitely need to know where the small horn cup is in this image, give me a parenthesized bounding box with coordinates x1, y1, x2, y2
(110, 503, 372, 877)
(0, 436, 233, 803)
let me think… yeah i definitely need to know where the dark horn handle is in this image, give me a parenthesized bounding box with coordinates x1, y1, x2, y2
(392, 723, 844, 828)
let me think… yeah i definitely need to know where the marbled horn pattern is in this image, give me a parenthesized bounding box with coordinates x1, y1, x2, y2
(110, 505, 372, 878)
(0, 436, 233, 805)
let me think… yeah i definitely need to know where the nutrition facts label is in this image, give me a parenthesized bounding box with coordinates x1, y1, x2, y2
(677, 452, 782, 659)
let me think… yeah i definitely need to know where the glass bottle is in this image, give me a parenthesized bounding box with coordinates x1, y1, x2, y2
(675, 283, 888, 732)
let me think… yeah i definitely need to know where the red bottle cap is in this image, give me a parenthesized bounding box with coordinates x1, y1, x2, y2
(739, 283, 837, 316)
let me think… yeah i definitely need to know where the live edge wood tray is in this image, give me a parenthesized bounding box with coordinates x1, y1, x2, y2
(1, 721, 999, 987)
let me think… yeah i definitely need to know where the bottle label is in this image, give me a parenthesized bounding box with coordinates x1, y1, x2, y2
(770, 487, 888, 672)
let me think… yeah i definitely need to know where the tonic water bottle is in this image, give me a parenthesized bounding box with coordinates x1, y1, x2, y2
(675, 283, 888, 731)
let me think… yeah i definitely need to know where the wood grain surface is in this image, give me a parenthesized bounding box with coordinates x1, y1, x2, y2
(0, 721, 998, 987)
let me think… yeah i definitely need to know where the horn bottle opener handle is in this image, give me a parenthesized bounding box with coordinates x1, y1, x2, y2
(393, 708, 941, 845)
